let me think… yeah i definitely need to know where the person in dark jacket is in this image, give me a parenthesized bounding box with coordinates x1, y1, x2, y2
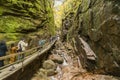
(0, 40, 8, 67)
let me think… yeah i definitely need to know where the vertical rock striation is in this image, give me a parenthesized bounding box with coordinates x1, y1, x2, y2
(62, 0, 120, 76)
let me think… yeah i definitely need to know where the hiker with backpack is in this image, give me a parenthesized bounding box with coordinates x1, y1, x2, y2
(17, 38, 28, 60)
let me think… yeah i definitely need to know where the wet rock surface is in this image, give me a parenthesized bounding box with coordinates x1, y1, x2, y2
(43, 60, 57, 70)
(62, 0, 120, 76)
(32, 41, 120, 80)
(49, 53, 63, 64)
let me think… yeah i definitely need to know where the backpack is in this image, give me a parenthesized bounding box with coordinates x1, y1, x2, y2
(17, 44, 22, 52)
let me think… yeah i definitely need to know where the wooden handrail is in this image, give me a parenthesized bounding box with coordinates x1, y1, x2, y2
(0, 38, 57, 70)
(0, 44, 46, 70)
(0, 51, 38, 70)
(0, 46, 41, 61)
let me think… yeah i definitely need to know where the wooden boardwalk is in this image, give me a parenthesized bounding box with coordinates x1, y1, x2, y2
(0, 40, 56, 80)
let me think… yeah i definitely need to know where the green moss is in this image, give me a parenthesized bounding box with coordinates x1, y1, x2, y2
(0, 16, 34, 32)
(5, 33, 21, 40)
(0, 33, 23, 41)
(0, 7, 3, 15)
(0, 0, 55, 40)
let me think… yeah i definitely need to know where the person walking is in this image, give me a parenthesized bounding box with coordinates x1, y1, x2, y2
(0, 40, 8, 67)
(9, 43, 18, 71)
(39, 39, 46, 47)
(17, 38, 28, 60)
(9, 43, 18, 63)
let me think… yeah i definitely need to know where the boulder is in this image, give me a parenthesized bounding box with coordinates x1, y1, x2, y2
(49, 54, 63, 64)
(43, 60, 57, 70)
(61, 0, 120, 76)
(37, 68, 57, 77)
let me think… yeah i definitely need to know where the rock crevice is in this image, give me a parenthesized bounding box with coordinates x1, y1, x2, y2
(61, 0, 120, 76)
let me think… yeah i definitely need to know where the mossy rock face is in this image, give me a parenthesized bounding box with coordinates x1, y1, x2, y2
(0, 0, 55, 41)
(0, 16, 35, 33)
(62, 0, 120, 76)
(80, 0, 91, 12)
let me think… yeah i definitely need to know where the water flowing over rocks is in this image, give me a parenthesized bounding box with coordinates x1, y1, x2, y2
(32, 40, 120, 80)
(0, 0, 120, 79)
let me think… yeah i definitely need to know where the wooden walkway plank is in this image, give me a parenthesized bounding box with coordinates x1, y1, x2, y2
(0, 39, 56, 80)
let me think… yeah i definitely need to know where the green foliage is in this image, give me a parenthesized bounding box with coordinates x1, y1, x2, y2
(54, 0, 82, 28)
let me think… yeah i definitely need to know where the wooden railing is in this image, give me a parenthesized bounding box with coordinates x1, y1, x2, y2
(0, 38, 56, 70)
(0, 46, 41, 69)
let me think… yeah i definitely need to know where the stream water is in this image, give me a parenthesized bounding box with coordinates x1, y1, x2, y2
(50, 51, 120, 80)
(32, 41, 120, 80)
